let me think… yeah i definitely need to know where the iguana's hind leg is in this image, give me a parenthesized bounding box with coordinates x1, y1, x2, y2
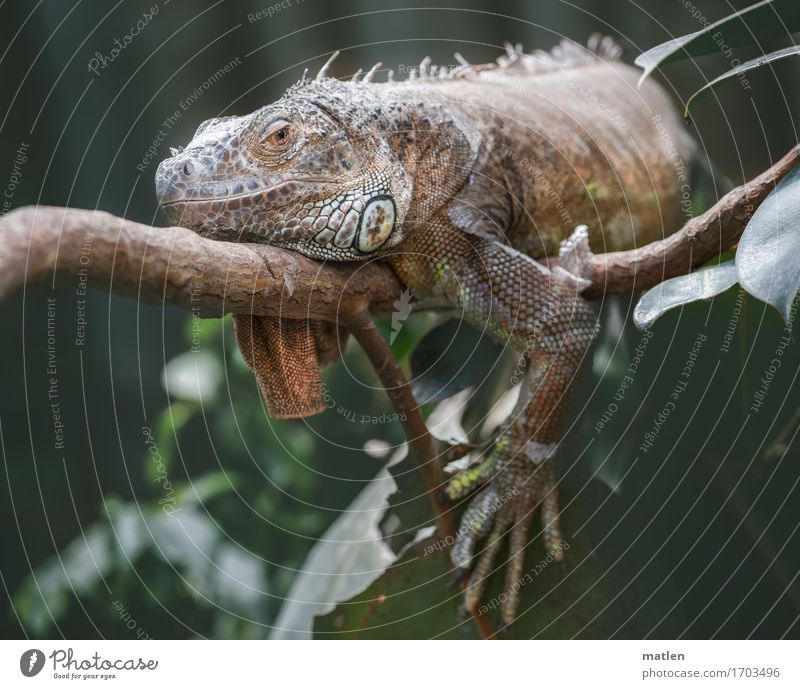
(390, 215, 595, 623)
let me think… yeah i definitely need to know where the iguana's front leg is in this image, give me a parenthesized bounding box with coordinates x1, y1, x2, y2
(390, 214, 596, 624)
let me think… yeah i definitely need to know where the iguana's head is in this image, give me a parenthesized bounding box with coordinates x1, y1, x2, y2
(156, 79, 419, 260)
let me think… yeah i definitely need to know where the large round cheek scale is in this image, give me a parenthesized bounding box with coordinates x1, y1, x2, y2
(357, 196, 396, 253)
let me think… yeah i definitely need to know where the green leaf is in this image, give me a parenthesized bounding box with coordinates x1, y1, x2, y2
(685, 44, 800, 116)
(736, 161, 800, 322)
(314, 536, 478, 638)
(635, 0, 800, 85)
(270, 455, 401, 639)
(313, 492, 656, 639)
(14, 500, 148, 635)
(13, 523, 114, 635)
(145, 401, 196, 482)
(176, 471, 239, 505)
(184, 313, 227, 349)
(14, 502, 273, 635)
(212, 544, 269, 616)
(384, 451, 436, 547)
(634, 261, 738, 329)
(410, 319, 504, 404)
(161, 350, 223, 402)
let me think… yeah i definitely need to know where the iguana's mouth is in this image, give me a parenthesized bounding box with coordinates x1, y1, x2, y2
(159, 177, 333, 207)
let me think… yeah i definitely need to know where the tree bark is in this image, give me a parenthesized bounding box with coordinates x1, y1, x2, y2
(0, 206, 402, 321)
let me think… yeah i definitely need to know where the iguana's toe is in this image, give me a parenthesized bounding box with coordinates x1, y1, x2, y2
(463, 511, 513, 615)
(442, 454, 498, 502)
(450, 486, 501, 571)
(449, 455, 566, 625)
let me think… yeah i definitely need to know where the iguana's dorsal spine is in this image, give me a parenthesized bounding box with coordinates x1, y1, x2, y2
(285, 34, 623, 93)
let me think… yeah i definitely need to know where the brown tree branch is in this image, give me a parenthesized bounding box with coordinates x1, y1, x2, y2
(580, 145, 800, 297)
(0, 206, 402, 321)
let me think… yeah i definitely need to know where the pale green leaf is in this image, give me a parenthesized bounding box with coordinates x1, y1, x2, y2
(635, 0, 800, 86)
(737, 161, 800, 322)
(161, 351, 222, 402)
(634, 261, 738, 329)
(685, 44, 800, 116)
(269, 451, 404, 639)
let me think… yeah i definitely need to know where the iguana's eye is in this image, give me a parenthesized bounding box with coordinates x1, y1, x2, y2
(265, 122, 292, 148)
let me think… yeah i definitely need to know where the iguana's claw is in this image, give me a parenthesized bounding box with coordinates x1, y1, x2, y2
(448, 456, 564, 625)
(448, 567, 470, 589)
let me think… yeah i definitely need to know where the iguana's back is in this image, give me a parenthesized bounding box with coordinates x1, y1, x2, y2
(377, 40, 695, 257)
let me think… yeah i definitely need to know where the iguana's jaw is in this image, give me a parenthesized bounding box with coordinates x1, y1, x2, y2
(158, 170, 397, 259)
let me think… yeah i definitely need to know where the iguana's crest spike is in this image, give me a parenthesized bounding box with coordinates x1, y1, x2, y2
(557, 38, 585, 60)
(419, 56, 431, 77)
(316, 50, 340, 80)
(363, 62, 382, 82)
(302, 36, 621, 88)
(600, 34, 623, 59)
(300, 67, 309, 83)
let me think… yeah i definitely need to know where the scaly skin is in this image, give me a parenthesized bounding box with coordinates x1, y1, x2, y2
(156, 37, 696, 624)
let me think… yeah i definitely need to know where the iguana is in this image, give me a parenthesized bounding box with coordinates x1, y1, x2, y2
(155, 36, 699, 624)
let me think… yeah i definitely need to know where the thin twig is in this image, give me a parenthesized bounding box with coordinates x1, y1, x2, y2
(344, 308, 454, 539)
(344, 310, 494, 638)
(468, 602, 496, 639)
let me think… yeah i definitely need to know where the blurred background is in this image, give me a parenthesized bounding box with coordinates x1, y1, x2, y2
(0, 0, 798, 639)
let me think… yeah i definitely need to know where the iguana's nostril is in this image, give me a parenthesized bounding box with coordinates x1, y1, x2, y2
(183, 161, 195, 176)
